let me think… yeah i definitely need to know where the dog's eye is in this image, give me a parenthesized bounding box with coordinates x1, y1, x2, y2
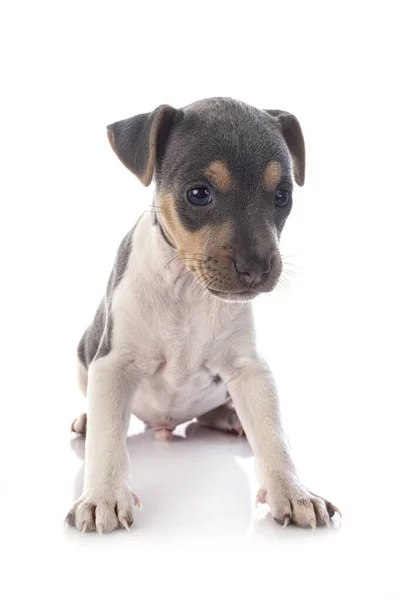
(187, 186, 212, 206)
(274, 189, 291, 207)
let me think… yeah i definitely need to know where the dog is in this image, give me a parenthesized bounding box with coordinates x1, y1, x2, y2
(66, 97, 340, 533)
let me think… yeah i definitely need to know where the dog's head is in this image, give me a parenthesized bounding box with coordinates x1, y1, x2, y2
(107, 98, 305, 302)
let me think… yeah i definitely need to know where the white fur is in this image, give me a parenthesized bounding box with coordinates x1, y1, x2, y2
(67, 212, 339, 532)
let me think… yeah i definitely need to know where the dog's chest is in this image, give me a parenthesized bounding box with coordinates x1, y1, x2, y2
(158, 300, 215, 387)
(132, 295, 226, 425)
(113, 246, 240, 423)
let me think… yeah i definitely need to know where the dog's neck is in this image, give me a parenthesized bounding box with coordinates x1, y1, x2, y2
(135, 210, 246, 317)
(152, 209, 175, 250)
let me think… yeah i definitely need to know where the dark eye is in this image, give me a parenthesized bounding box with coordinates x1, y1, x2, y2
(274, 189, 291, 207)
(187, 186, 212, 206)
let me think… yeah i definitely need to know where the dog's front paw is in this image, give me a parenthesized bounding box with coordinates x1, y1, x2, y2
(65, 487, 141, 534)
(257, 479, 341, 528)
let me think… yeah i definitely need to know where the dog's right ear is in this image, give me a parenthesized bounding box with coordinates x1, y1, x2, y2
(107, 105, 179, 186)
(265, 110, 306, 186)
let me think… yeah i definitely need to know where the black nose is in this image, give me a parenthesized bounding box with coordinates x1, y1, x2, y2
(234, 256, 271, 286)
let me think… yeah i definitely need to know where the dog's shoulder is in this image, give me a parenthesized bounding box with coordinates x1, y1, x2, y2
(106, 222, 139, 297)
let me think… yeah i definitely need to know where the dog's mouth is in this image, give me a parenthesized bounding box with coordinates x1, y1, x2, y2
(207, 288, 255, 299)
(177, 251, 282, 302)
(207, 286, 273, 302)
(202, 268, 282, 302)
(206, 266, 282, 302)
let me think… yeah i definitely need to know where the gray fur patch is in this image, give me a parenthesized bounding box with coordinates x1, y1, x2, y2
(77, 223, 135, 369)
(96, 311, 114, 360)
(78, 300, 107, 368)
(106, 228, 134, 295)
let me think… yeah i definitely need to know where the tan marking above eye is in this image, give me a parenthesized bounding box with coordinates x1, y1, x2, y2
(205, 160, 232, 192)
(263, 161, 282, 190)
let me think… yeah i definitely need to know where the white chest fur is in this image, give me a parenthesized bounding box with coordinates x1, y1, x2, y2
(126, 284, 230, 426)
(108, 213, 248, 426)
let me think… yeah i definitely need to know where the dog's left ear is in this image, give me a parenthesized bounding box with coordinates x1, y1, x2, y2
(107, 105, 179, 186)
(265, 110, 305, 186)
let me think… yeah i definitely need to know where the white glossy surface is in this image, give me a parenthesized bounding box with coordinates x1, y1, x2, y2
(3, 396, 400, 598)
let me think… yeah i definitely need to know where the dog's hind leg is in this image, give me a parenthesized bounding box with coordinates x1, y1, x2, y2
(196, 399, 245, 436)
(71, 412, 87, 434)
(71, 301, 106, 435)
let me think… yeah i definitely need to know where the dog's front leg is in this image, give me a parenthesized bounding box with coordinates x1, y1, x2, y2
(223, 358, 340, 528)
(66, 356, 140, 533)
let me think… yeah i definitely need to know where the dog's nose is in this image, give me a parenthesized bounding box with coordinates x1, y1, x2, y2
(234, 256, 271, 286)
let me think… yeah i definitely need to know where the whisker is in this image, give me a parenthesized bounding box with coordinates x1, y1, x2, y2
(162, 256, 181, 271)
(175, 266, 202, 286)
(275, 275, 292, 293)
(281, 256, 303, 274)
(162, 255, 210, 271)
(281, 268, 299, 279)
(191, 277, 205, 296)
(282, 264, 303, 275)
(281, 254, 301, 261)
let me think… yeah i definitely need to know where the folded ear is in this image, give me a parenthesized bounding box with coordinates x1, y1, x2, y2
(107, 105, 179, 186)
(265, 110, 306, 186)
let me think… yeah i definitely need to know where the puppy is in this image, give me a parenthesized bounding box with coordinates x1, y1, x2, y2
(67, 97, 340, 533)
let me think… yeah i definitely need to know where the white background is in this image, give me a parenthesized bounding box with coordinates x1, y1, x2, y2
(1, 1, 399, 598)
